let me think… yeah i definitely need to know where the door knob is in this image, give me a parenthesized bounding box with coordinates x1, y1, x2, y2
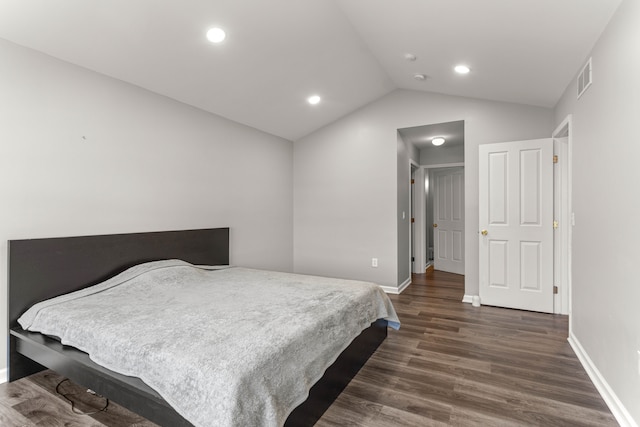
(481, 229, 488, 236)
(433, 223, 438, 228)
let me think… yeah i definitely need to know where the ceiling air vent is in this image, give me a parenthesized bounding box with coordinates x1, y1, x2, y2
(577, 57, 592, 99)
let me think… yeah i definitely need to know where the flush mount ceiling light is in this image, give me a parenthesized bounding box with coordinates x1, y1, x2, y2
(432, 137, 445, 146)
(206, 27, 226, 43)
(307, 95, 321, 105)
(404, 53, 417, 62)
(454, 64, 471, 74)
(413, 73, 427, 81)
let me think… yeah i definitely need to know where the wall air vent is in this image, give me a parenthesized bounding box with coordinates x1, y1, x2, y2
(577, 57, 592, 99)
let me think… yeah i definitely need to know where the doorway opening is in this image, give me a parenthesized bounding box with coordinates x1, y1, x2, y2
(427, 165, 465, 275)
(477, 117, 572, 315)
(398, 120, 465, 277)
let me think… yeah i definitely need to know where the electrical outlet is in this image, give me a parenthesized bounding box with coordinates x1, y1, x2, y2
(371, 258, 378, 268)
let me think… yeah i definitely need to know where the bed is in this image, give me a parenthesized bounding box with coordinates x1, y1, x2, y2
(8, 228, 398, 427)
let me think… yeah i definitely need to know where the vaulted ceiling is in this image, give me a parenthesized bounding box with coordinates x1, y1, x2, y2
(0, 0, 622, 140)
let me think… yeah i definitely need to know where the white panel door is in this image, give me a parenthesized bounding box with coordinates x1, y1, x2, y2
(479, 139, 553, 313)
(433, 167, 464, 275)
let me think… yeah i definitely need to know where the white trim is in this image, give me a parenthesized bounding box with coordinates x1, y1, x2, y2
(422, 162, 466, 277)
(409, 163, 414, 276)
(398, 277, 411, 293)
(552, 115, 573, 319)
(0, 368, 7, 384)
(412, 166, 427, 274)
(568, 333, 638, 427)
(430, 166, 465, 275)
(410, 164, 422, 274)
(462, 294, 473, 304)
(552, 138, 569, 314)
(382, 277, 411, 294)
(423, 162, 464, 169)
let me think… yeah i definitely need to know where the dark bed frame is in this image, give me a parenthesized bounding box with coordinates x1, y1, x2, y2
(7, 228, 387, 427)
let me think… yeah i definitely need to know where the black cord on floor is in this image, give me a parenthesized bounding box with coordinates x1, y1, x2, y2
(55, 378, 109, 415)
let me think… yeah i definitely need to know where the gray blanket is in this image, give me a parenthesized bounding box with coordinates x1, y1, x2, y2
(18, 260, 400, 427)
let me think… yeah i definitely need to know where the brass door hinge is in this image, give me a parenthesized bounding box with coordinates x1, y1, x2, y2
(553, 286, 559, 294)
(553, 220, 559, 229)
(553, 155, 558, 163)
(411, 218, 415, 223)
(411, 179, 415, 184)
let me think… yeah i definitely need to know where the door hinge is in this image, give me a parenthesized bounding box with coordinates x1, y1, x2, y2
(553, 220, 559, 229)
(553, 286, 559, 294)
(411, 179, 415, 184)
(411, 217, 415, 223)
(553, 155, 558, 163)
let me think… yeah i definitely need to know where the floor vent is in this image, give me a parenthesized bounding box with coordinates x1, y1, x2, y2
(577, 57, 592, 99)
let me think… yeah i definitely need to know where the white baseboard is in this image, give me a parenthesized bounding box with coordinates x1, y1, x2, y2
(462, 294, 473, 304)
(568, 332, 638, 427)
(0, 368, 7, 384)
(379, 285, 397, 294)
(381, 277, 411, 295)
(397, 277, 411, 294)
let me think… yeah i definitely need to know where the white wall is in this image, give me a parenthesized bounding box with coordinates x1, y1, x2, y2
(408, 139, 420, 164)
(554, 0, 639, 424)
(420, 143, 464, 165)
(292, 101, 397, 288)
(293, 89, 552, 292)
(0, 39, 294, 371)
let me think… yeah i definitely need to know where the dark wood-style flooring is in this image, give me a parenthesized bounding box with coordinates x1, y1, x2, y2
(0, 271, 617, 426)
(316, 271, 617, 426)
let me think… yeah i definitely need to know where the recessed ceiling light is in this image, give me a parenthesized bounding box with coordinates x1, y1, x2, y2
(206, 27, 226, 43)
(432, 137, 445, 146)
(307, 95, 321, 105)
(404, 53, 417, 62)
(454, 65, 471, 74)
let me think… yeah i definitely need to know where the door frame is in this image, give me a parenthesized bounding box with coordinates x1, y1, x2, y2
(432, 166, 465, 275)
(410, 162, 421, 274)
(415, 162, 465, 274)
(552, 115, 573, 316)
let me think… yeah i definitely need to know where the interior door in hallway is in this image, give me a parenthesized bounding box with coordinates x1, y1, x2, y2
(433, 167, 464, 275)
(478, 138, 553, 313)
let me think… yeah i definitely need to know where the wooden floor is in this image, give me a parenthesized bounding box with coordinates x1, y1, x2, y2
(316, 271, 617, 427)
(0, 369, 157, 426)
(0, 271, 617, 426)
